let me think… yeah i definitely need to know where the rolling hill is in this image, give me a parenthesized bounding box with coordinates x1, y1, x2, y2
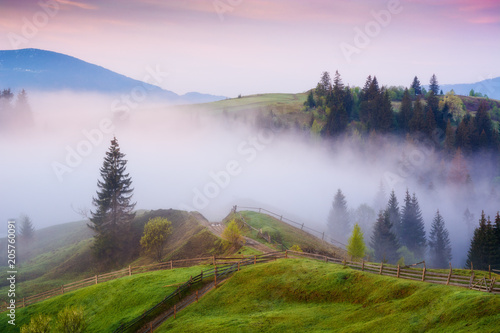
(0, 209, 228, 301)
(0, 48, 226, 104)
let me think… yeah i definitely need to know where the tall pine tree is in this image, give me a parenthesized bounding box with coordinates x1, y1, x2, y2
(370, 210, 399, 263)
(88, 137, 136, 263)
(429, 74, 439, 95)
(400, 190, 426, 261)
(466, 211, 496, 270)
(411, 76, 422, 95)
(428, 210, 452, 268)
(386, 190, 402, 241)
(327, 189, 351, 244)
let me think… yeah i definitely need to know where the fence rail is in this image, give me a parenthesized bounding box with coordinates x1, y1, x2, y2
(236, 206, 346, 248)
(115, 252, 285, 333)
(0, 254, 279, 313)
(286, 250, 500, 294)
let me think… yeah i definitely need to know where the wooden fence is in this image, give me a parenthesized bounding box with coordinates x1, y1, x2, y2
(286, 250, 500, 294)
(0, 255, 272, 312)
(115, 252, 285, 333)
(235, 206, 347, 248)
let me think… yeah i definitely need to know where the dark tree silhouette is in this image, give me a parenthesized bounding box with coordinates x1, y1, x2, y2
(428, 210, 452, 268)
(88, 137, 136, 263)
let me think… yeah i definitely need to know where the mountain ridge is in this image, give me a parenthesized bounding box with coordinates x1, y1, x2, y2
(0, 48, 226, 104)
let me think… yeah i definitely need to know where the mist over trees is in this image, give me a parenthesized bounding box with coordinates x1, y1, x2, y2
(327, 189, 351, 244)
(0, 88, 34, 129)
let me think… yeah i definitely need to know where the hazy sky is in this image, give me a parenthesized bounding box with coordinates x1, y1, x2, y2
(1, 0, 500, 96)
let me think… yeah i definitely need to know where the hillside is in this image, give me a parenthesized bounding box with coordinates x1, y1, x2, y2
(0, 48, 226, 103)
(158, 258, 500, 332)
(0, 209, 227, 301)
(186, 91, 499, 133)
(225, 210, 347, 258)
(0, 265, 209, 332)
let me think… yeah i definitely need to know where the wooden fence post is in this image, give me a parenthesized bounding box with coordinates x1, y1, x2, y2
(22, 297, 25, 308)
(362, 260, 364, 271)
(150, 322, 153, 331)
(61, 285, 64, 294)
(379, 262, 383, 275)
(397, 264, 400, 278)
(285, 250, 288, 259)
(324, 255, 327, 263)
(446, 262, 452, 285)
(174, 305, 177, 319)
(170, 260, 173, 270)
(129, 265, 131, 276)
(214, 266, 218, 288)
(254, 255, 257, 265)
(422, 265, 426, 282)
(95, 275, 98, 284)
(201, 270, 203, 282)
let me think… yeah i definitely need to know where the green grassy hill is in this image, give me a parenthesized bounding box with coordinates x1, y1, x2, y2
(0, 265, 210, 332)
(158, 258, 500, 333)
(180, 91, 500, 132)
(0, 209, 228, 302)
(225, 211, 347, 258)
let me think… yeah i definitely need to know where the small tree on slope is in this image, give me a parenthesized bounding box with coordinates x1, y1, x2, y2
(347, 223, 366, 260)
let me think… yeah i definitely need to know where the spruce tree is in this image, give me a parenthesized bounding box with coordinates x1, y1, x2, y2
(325, 70, 348, 136)
(411, 76, 422, 95)
(400, 190, 426, 260)
(370, 210, 399, 263)
(88, 137, 136, 262)
(429, 74, 439, 95)
(327, 189, 351, 244)
(466, 211, 494, 270)
(494, 212, 500, 269)
(428, 210, 452, 268)
(304, 90, 316, 109)
(386, 190, 402, 241)
(19, 214, 35, 240)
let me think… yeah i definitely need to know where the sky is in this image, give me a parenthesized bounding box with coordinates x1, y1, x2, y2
(1, 0, 499, 97)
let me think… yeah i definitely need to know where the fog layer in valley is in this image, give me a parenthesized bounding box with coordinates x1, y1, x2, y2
(1, 92, 498, 266)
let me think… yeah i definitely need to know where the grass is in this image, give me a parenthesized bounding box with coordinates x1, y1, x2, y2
(0, 265, 212, 332)
(158, 258, 500, 333)
(0, 209, 228, 303)
(227, 211, 347, 257)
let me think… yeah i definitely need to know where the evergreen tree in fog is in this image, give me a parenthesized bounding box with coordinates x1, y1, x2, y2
(400, 190, 426, 260)
(428, 210, 452, 268)
(327, 189, 351, 244)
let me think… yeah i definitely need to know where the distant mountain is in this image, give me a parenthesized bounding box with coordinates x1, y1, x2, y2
(0, 48, 226, 104)
(436, 77, 500, 100)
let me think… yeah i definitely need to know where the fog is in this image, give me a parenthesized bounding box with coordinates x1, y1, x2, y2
(1, 91, 498, 267)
